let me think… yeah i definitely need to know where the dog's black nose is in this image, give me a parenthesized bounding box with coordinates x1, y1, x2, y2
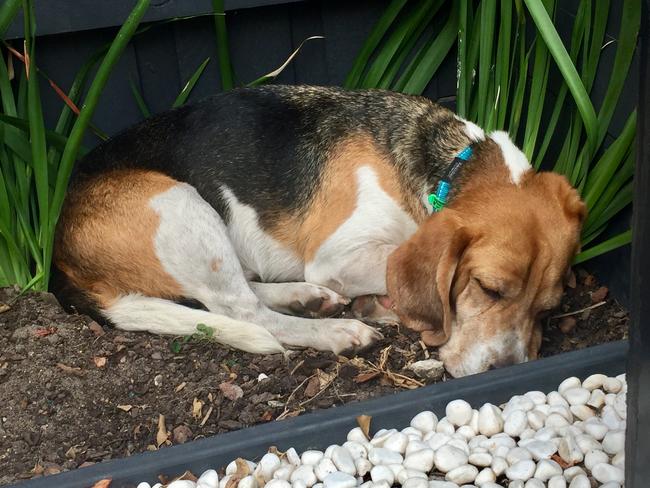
(488, 355, 517, 371)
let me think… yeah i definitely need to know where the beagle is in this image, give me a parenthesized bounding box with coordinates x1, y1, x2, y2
(53, 85, 585, 377)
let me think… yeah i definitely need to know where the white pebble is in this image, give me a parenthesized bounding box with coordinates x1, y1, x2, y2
(436, 418, 456, 435)
(545, 413, 569, 428)
(592, 463, 624, 484)
(265, 481, 291, 488)
(526, 411, 546, 431)
(599, 483, 622, 488)
(322, 472, 357, 488)
(468, 451, 492, 467)
(601, 406, 622, 430)
(411, 411, 438, 433)
(602, 430, 625, 455)
(533, 459, 562, 481)
(447, 438, 470, 455)
(505, 459, 535, 481)
(218, 476, 231, 488)
(342, 441, 367, 460)
(508, 482, 524, 488)
(331, 447, 356, 475)
(478, 404, 504, 436)
(370, 465, 395, 485)
(398, 469, 427, 484)
(558, 377, 581, 394)
(562, 466, 586, 482)
(137, 484, 152, 488)
(584, 449, 609, 471)
(491, 456, 508, 476)
(447, 400, 474, 427)
(402, 478, 428, 488)
(569, 405, 594, 421)
(324, 445, 337, 459)
(612, 451, 625, 468)
(445, 464, 478, 484)
(583, 418, 608, 440)
(534, 404, 551, 416)
(226, 460, 256, 475)
(574, 434, 601, 454)
(470, 409, 480, 434)
(301, 451, 324, 466)
(504, 410, 528, 437)
(567, 474, 589, 488)
(403, 426, 424, 439)
(290, 466, 317, 487)
(435, 445, 469, 473)
(238, 476, 257, 488)
(524, 480, 544, 488)
(525, 391, 547, 405)
(428, 482, 459, 488)
(314, 459, 338, 482)
(427, 432, 452, 451)
(603, 378, 622, 393)
(547, 392, 569, 407)
(582, 373, 607, 391)
(479, 483, 504, 488)
(519, 429, 536, 440)
(587, 389, 606, 409)
(368, 447, 403, 465)
(456, 425, 477, 440)
(274, 466, 295, 481)
(371, 429, 397, 447)
(533, 427, 556, 441)
(355, 458, 372, 477)
(547, 475, 566, 488)
(313, 484, 323, 488)
(347, 427, 368, 443)
(197, 469, 219, 488)
(558, 435, 583, 464)
(287, 448, 302, 466)
(256, 454, 281, 481)
(404, 449, 435, 472)
(406, 440, 430, 456)
(613, 394, 626, 420)
(506, 447, 532, 465)
(383, 432, 408, 453)
(562, 387, 590, 406)
(492, 445, 510, 459)
(292, 480, 306, 488)
(474, 467, 496, 485)
(522, 440, 556, 460)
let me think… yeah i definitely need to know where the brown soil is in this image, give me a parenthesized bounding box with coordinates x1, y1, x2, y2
(0, 269, 627, 486)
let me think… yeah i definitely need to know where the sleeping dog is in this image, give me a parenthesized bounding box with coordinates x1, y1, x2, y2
(53, 85, 585, 377)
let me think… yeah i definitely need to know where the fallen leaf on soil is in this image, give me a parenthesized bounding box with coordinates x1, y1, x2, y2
(117, 404, 132, 412)
(356, 415, 371, 439)
(93, 357, 107, 368)
(170, 470, 197, 482)
(559, 316, 577, 334)
(192, 398, 204, 420)
(583, 273, 597, 287)
(225, 458, 253, 488)
(34, 326, 57, 337)
(88, 321, 105, 336)
(219, 382, 244, 401)
(304, 375, 320, 397)
(0, 303, 10, 313)
(172, 425, 193, 444)
(567, 270, 577, 288)
(591, 286, 609, 303)
(65, 446, 77, 459)
(200, 405, 214, 427)
(317, 368, 338, 388)
(354, 370, 381, 384)
(56, 363, 84, 376)
(175, 382, 187, 393)
(91, 480, 111, 488)
(261, 411, 274, 421)
(156, 414, 169, 447)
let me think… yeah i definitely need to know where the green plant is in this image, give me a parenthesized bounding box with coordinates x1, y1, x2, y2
(0, 0, 150, 290)
(170, 323, 216, 353)
(345, 0, 639, 263)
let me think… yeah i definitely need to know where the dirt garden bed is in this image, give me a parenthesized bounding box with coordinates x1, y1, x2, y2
(0, 269, 628, 486)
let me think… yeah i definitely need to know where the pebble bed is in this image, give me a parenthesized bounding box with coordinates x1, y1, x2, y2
(136, 373, 626, 488)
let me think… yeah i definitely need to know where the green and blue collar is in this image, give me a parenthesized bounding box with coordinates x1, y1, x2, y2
(428, 145, 473, 212)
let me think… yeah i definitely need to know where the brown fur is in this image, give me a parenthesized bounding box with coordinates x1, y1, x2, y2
(54, 169, 184, 308)
(269, 134, 427, 262)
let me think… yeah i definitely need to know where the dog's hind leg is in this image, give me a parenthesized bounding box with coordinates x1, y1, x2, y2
(248, 282, 349, 317)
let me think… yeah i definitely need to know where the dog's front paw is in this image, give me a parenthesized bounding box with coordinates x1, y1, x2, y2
(322, 319, 383, 355)
(351, 295, 400, 326)
(288, 284, 350, 318)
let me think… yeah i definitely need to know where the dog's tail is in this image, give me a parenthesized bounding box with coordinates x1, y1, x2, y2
(103, 294, 285, 354)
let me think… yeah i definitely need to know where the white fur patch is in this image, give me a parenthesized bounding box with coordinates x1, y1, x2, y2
(104, 294, 284, 353)
(489, 130, 532, 185)
(456, 116, 486, 142)
(306, 165, 418, 296)
(220, 187, 304, 283)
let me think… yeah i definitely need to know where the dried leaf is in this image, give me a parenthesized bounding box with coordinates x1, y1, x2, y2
(88, 321, 105, 336)
(175, 382, 187, 393)
(353, 371, 381, 384)
(171, 470, 198, 482)
(91, 480, 111, 488)
(219, 382, 244, 401)
(316, 368, 338, 388)
(567, 270, 577, 288)
(34, 326, 57, 337)
(192, 398, 204, 420)
(304, 376, 320, 398)
(156, 414, 169, 447)
(200, 405, 214, 427)
(356, 415, 372, 439)
(116, 405, 132, 412)
(93, 357, 107, 368)
(591, 286, 609, 303)
(0, 304, 10, 314)
(261, 411, 273, 421)
(551, 453, 573, 469)
(56, 363, 84, 376)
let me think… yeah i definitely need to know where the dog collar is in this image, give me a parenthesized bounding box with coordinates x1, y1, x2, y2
(428, 145, 473, 212)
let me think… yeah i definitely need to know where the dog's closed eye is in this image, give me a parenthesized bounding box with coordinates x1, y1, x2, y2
(475, 278, 502, 300)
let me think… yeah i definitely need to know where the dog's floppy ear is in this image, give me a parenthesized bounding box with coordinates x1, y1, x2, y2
(386, 210, 471, 346)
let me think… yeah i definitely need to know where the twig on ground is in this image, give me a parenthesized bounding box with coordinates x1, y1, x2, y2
(551, 301, 607, 319)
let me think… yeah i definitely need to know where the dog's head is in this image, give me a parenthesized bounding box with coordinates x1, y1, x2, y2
(387, 170, 585, 377)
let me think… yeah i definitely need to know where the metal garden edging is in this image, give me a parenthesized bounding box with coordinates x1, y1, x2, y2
(9, 341, 627, 488)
